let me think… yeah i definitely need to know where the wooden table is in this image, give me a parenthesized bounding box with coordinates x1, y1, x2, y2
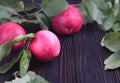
(0, 0, 120, 83)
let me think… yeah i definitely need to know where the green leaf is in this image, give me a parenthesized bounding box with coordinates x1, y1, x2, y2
(41, 0, 49, 8)
(77, 0, 120, 31)
(81, 0, 110, 25)
(0, 0, 24, 12)
(24, 3, 35, 11)
(115, 12, 120, 23)
(112, 22, 120, 32)
(27, 71, 49, 83)
(20, 49, 31, 77)
(8, 17, 27, 24)
(77, 0, 111, 25)
(0, 33, 34, 64)
(0, 34, 33, 74)
(0, 41, 14, 62)
(12, 1, 24, 12)
(14, 35, 26, 42)
(4, 71, 49, 83)
(98, 0, 119, 31)
(114, 0, 120, 23)
(8, 16, 39, 24)
(0, 50, 21, 73)
(101, 32, 120, 52)
(32, 75, 49, 83)
(43, 0, 68, 17)
(0, 18, 10, 24)
(14, 33, 34, 42)
(4, 75, 31, 83)
(99, 0, 120, 31)
(104, 51, 120, 70)
(35, 13, 50, 27)
(0, 5, 17, 20)
(98, 11, 115, 31)
(34, 13, 49, 30)
(76, 4, 93, 24)
(24, 1, 41, 11)
(113, 0, 120, 16)
(25, 33, 34, 38)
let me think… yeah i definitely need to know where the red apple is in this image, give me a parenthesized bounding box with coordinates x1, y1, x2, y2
(0, 22, 26, 50)
(51, 4, 83, 34)
(28, 30, 60, 62)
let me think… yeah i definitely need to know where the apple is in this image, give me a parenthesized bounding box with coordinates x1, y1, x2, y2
(0, 22, 26, 50)
(28, 30, 61, 62)
(51, 4, 83, 34)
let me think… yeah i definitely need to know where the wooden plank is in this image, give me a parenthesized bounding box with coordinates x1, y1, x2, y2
(0, 0, 120, 83)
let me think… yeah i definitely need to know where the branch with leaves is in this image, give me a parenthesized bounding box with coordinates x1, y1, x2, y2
(0, 0, 69, 83)
(0, 0, 120, 83)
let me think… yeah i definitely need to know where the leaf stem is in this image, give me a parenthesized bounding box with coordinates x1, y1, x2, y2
(12, 71, 20, 78)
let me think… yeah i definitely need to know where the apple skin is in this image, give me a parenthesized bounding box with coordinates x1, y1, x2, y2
(28, 30, 61, 62)
(0, 22, 26, 50)
(51, 5, 83, 34)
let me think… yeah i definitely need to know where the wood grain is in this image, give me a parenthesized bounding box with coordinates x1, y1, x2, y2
(0, 0, 120, 83)
(29, 23, 119, 83)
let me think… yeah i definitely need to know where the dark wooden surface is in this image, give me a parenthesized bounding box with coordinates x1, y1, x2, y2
(0, 0, 120, 83)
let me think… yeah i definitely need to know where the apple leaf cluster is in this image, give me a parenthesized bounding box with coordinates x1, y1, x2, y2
(5, 71, 49, 83)
(0, 33, 49, 83)
(0, 0, 68, 83)
(0, 0, 68, 30)
(0, 0, 120, 83)
(78, 0, 120, 31)
(77, 0, 120, 70)
(101, 32, 120, 70)
(0, 33, 33, 74)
